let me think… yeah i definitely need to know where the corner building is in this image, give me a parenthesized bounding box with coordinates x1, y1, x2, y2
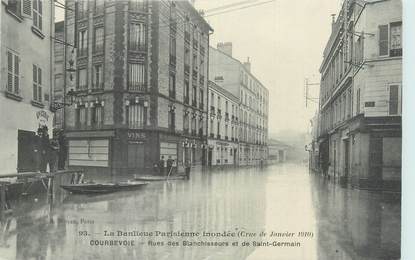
(318, 0, 402, 190)
(63, 0, 212, 175)
(209, 43, 269, 166)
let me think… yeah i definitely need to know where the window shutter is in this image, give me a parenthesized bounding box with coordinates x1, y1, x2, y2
(21, 0, 32, 18)
(379, 25, 389, 56)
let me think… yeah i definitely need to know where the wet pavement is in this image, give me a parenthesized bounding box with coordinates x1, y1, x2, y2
(0, 163, 400, 260)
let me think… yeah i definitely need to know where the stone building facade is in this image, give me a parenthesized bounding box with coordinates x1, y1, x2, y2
(317, 0, 402, 190)
(0, 0, 55, 174)
(61, 0, 212, 175)
(207, 80, 239, 167)
(209, 43, 268, 166)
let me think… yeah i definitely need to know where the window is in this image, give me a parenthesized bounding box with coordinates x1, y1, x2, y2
(91, 105, 103, 127)
(210, 119, 214, 135)
(33, 0, 42, 30)
(356, 88, 361, 114)
(7, 0, 22, 17)
(184, 48, 190, 65)
(129, 23, 146, 51)
(199, 89, 204, 108)
(184, 80, 190, 104)
(94, 0, 104, 14)
(217, 121, 220, 137)
(94, 27, 104, 53)
(191, 117, 196, 134)
(7, 51, 19, 94)
(78, 29, 88, 56)
(379, 25, 389, 56)
(76, 106, 87, 127)
(168, 110, 175, 130)
(192, 85, 197, 106)
(390, 22, 402, 57)
(77, 68, 87, 90)
(170, 35, 176, 57)
(193, 54, 197, 70)
(183, 114, 189, 132)
(128, 104, 146, 128)
(33, 65, 42, 102)
(128, 63, 146, 91)
(93, 64, 103, 89)
(199, 118, 203, 135)
(129, 0, 146, 12)
(169, 74, 176, 98)
(77, 0, 88, 19)
(389, 85, 401, 115)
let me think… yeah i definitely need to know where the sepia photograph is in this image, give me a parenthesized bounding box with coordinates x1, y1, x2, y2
(0, 0, 408, 259)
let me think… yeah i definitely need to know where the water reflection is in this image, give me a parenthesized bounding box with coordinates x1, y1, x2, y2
(0, 167, 267, 260)
(0, 164, 400, 260)
(310, 173, 401, 260)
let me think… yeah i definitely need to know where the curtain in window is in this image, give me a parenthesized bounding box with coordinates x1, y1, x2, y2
(129, 63, 145, 91)
(128, 104, 144, 128)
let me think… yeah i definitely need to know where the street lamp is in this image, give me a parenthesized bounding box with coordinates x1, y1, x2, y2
(50, 88, 76, 112)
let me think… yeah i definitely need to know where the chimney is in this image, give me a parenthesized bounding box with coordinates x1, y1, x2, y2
(217, 42, 232, 57)
(243, 57, 251, 72)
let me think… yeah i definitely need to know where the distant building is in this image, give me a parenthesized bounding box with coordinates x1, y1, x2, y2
(207, 80, 239, 167)
(209, 43, 269, 166)
(61, 0, 212, 175)
(317, 0, 402, 190)
(0, 0, 55, 174)
(267, 139, 289, 164)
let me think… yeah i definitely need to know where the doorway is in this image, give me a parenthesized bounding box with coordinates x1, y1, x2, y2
(344, 139, 350, 178)
(17, 130, 37, 172)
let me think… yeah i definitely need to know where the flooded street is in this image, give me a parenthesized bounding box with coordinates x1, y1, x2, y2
(0, 163, 400, 260)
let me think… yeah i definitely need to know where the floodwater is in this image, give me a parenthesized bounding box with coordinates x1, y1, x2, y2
(0, 163, 400, 260)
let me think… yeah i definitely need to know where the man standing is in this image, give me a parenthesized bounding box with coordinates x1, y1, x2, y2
(184, 159, 191, 180)
(166, 156, 173, 176)
(159, 156, 166, 176)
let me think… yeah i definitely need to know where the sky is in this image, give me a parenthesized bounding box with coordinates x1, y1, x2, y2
(195, 0, 341, 136)
(55, 0, 342, 136)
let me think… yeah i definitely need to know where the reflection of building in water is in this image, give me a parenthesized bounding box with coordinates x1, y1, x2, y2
(310, 176, 400, 259)
(45, 170, 266, 259)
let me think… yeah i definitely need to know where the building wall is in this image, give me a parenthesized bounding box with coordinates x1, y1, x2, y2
(317, 0, 402, 190)
(0, 0, 54, 174)
(62, 0, 210, 173)
(207, 81, 239, 166)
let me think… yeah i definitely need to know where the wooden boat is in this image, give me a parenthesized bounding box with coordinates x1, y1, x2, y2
(134, 175, 186, 182)
(60, 181, 148, 195)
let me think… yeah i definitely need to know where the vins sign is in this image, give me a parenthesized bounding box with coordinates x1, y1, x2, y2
(128, 131, 146, 140)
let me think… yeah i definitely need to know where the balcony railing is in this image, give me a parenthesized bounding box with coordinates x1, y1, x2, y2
(128, 83, 146, 92)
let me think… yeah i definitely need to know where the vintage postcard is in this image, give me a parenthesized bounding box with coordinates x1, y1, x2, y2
(0, 0, 407, 259)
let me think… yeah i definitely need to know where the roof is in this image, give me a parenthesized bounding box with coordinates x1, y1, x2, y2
(208, 80, 239, 103)
(209, 46, 268, 93)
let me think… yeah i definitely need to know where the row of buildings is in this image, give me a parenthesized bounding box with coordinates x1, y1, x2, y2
(309, 0, 402, 190)
(0, 0, 269, 176)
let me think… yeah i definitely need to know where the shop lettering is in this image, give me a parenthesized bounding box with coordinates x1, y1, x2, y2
(128, 132, 146, 140)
